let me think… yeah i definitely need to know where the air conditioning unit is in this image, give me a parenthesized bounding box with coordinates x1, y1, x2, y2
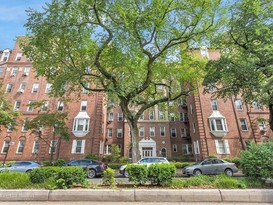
(260, 127, 266, 132)
(23, 72, 29, 76)
(10, 73, 15, 77)
(17, 89, 24, 93)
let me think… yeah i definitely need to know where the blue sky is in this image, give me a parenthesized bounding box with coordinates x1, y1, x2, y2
(0, 0, 50, 50)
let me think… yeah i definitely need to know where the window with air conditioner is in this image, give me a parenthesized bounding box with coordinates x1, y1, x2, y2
(32, 83, 39, 93)
(14, 101, 21, 111)
(11, 68, 18, 76)
(18, 82, 26, 93)
(23, 67, 30, 76)
(45, 83, 52, 93)
(15, 53, 22, 61)
(57, 101, 64, 111)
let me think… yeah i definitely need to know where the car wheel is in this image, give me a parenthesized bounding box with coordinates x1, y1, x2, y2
(193, 169, 202, 176)
(124, 170, 129, 178)
(87, 169, 96, 179)
(224, 168, 233, 177)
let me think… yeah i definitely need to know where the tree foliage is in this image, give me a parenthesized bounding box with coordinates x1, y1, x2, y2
(203, 0, 273, 130)
(22, 0, 222, 162)
(0, 83, 19, 131)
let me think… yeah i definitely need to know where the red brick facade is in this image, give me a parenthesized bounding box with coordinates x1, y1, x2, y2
(0, 40, 272, 162)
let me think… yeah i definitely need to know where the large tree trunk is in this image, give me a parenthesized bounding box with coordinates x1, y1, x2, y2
(127, 119, 139, 163)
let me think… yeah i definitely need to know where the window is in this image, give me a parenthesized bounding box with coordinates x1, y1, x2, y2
(158, 111, 165, 120)
(45, 83, 52, 93)
(215, 140, 230, 154)
(180, 112, 188, 122)
(1, 50, 10, 61)
(211, 99, 218, 110)
(182, 144, 192, 155)
(240, 119, 248, 131)
(11, 68, 18, 76)
(23, 67, 30, 76)
(170, 113, 175, 121)
(181, 128, 188, 137)
(160, 127, 165, 137)
(108, 113, 114, 121)
(80, 100, 87, 111)
(32, 83, 39, 93)
(209, 118, 228, 132)
(252, 101, 263, 109)
(193, 123, 196, 133)
(150, 127, 155, 137)
(258, 120, 266, 131)
(149, 110, 154, 120)
(49, 140, 57, 153)
(118, 113, 123, 121)
(171, 128, 176, 137)
(235, 99, 243, 110)
(194, 140, 200, 154)
(172, 144, 177, 152)
(73, 119, 89, 132)
(7, 120, 15, 132)
(104, 144, 111, 155)
(2, 140, 10, 153)
(41, 101, 48, 112)
(82, 83, 90, 94)
(14, 101, 21, 111)
(200, 46, 209, 58)
(139, 127, 144, 137)
(6, 84, 12, 93)
(22, 119, 29, 132)
(72, 140, 85, 154)
(27, 101, 34, 112)
(139, 113, 144, 120)
(107, 128, 113, 137)
(32, 141, 40, 154)
(18, 82, 26, 93)
(57, 101, 64, 111)
(117, 128, 123, 138)
(161, 148, 167, 157)
(17, 139, 25, 153)
(15, 53, 22, 61)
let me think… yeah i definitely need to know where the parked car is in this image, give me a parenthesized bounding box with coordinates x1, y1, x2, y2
(119, 157, 169, 177)
(0, 161, 42, 173)
(182, 158, 238, 176)
(66, 159, 106, 178)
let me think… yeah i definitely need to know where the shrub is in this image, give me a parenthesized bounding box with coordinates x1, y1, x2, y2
(148, 163, 176, 186)
(29, 167, 60, 183)
(126, 164, 148, 185)
(119, 157, 130, 163)
(0, 172, 32, 189)
(240, 141, 273, 180)
(174, 162, 191, 169)
(102, 168, 116, 188)
(43, 160, 51, 166)
(53, 159, 66, 167)
(85, 152, 98, 160)
(231, 157, 241, 168)
(223, 158, 232, 162)
(56, 167, 87, 188)
(213, 175, 246, 189)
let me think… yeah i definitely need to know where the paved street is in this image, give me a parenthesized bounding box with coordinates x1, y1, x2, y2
(0, 202, 271, 205)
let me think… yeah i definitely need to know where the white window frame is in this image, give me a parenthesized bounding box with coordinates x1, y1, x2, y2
(32, 83, 39, 93)
(1, 141, 10, 153)
(23, 67, 30, 76)
(139, 113, 144, 120)
(57, 101, 64, 111)
(170, 113, 176, 121)
(240, 119, 248, 131)
(160, 126, 165, 137)
(80, 100, 87, 111)
(117, 128, 123, 138)
(82, 83, 90, 94)
(32, 140, 40, 154)
(6, 83, 12, 93)
(71, 140, 85, 154)
(49, 140, 57, 154)
(21, 119, 29, 132)
(14, 101, 21, 111)
(235, 99, 243, 111)
(172, 144, 177, 152)
(11, 68, 18, 76)
(171, 128, 177, 137)
(27, 101, 34, 112)
(118, 113, 123, 121)
(139, 127, 144, 137)
(181, 128, 187, 137)
(1, 50, 10, 62)
(158, 111, 165, 120)
(15, 52, 22, 61)
(194, 140, 200, 154)
(209, 118, 228, 132)
(215, 140, 230, 154)
(108, 113, 114, 121)
(41, 101, 48, 112)
(258, 120, 266, 131)
(73, 118, 90, 132)
(104, 144, 111, 155)
(182, 144, 192, 155)
(150, 127, 155, 137)
(45, 83, 52, 93)
(211, 99, 218, 111)
(16, 140, 25, 153)
(149, 110, 155, 120)
(107, 128, 113, 137)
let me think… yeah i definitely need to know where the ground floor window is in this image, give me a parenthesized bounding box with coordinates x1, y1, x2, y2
(215, 140, 230, 154)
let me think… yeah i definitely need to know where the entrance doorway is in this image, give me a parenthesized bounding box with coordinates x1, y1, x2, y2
(142, 147, 153, 157)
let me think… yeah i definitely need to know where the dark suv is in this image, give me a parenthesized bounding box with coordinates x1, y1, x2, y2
(66, 159, 106, 178)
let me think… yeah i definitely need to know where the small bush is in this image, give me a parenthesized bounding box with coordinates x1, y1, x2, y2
(56, 167, 87, 188)
(30, 167, 61, 183)
(85, 152, 98, 160)
(102, 168, 116, 188)
(231, 157, 241, 168)
(53, 159, 66, 167)
(0, 172, 32, 189)
(148, 163, 176, 186)
(126, 164, 148, 185)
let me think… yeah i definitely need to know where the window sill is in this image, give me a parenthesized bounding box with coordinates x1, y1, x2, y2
(72, 131, 89, 137)
(210, 130, 228, 137)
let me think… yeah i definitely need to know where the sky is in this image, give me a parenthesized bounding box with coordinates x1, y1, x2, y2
(0, 0, 50, 50)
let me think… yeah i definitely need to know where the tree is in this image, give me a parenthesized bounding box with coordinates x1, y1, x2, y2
(0, 83, 19, 132)
(203, 0, 273, 131)
(25, 101, 70, 164)
(22, 0, 222, 162)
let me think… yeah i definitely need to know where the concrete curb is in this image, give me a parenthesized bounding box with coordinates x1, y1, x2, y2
(0, 189, 272, 202)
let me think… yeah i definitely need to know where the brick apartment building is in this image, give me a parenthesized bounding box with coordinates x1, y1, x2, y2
(0, 40, 272, 163)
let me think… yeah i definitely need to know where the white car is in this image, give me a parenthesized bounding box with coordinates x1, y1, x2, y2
(119, 157, 169, 177)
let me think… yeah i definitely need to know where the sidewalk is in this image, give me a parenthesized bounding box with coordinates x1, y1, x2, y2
(0, 189, 272, 203)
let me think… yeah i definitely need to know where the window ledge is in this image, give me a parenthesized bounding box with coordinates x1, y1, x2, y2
(210, 130, 228, 137)
(72, 131, 89, 137)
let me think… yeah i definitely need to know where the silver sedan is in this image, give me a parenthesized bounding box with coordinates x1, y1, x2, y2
(0, 161, 42, 173)
(183, 158, 239, 176)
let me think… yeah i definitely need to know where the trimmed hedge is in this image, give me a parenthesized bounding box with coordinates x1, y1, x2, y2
(148, 163, 176, 186)
(126, 164, 148, 185)
(30, 167, 60, 183)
